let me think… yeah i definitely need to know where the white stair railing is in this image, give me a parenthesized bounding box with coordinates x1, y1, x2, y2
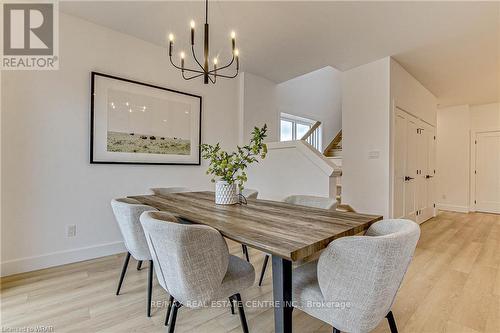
(300, 121, 321, 151)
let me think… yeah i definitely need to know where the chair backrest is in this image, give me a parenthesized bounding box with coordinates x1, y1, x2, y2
(241, 188, 258, 199)
(150, 187, 190, 196)
(140, 211, 230, 306)
(110, 198, 157, 260)
(283, 195, 337, 210)
(317, 219, 420, 333)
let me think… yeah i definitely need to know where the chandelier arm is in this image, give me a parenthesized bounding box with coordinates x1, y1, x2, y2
(182, 72, 205, 80)
(212, 71, 238, 79)
(191, 45, 206, 72)
(169, 55, 184, 71)
(182, 67, 206, 75)
(169, 55, 205, 74)
(170, 55, 205, 74)
(207, 55, 234, 74)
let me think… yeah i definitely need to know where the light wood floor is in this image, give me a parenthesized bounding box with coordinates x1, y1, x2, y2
(1, 211, 499, 333)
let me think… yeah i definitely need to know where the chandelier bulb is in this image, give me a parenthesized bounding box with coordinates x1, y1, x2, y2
(180, 52, 185, 59)
(190, 20, 195, 29)
(213, 57, 218, 65)
(231, 31, 236, 39)
(169, 33, 174, 42)
(234, 49, 239, 57)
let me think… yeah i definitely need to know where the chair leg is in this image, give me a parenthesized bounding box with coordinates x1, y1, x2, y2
(116, 252, 130, 295)
(230, 297, 235, 315)
(386, 310, 398, 333)
(165, 295, 174, 326)
(233, 293, 249, 333)
(168, 301, 182, 333)
(137, 260, 142, 270)
(258, 255, 269, 286)
(332, 328, 341, 333)
(147, 260, 153, 317)
(241, 244, 250, 262)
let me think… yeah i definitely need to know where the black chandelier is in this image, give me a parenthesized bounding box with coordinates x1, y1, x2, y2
(168, 0, 239, 84)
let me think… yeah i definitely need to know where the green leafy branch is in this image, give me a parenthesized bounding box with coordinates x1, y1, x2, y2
(201, 124, 268, 190)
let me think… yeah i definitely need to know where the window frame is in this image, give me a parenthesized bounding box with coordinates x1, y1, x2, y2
(280, 113, 322, 150)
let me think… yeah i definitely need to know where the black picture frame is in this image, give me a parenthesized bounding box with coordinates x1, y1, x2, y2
(90, 71, 202, 165)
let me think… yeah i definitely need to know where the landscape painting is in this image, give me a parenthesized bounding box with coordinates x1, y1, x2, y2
(106, 89, 191, 155)
(91, 72, 201, 165)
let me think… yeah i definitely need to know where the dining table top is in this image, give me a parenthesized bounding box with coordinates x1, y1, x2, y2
(129, 191, 383, 261)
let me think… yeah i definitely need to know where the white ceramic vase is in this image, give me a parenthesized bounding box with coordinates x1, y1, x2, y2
(215, 181, 239, 205)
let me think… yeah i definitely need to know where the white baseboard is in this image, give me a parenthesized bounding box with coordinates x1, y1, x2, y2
(0, 241, 126, 277)
(436, 203, 470, 213)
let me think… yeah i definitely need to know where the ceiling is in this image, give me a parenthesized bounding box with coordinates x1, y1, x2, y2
(61, 1, 499, 107)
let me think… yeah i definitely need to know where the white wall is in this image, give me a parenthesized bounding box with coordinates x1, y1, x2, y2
(238, 72, 278, 144)
(436, 102, 500, 212)
(436, 105, 471, 212)
(1, 14, 241, 276)
(390, 59, 437, 126)
(245, 141, 339, 201)
(470, 103, 500, 130)
(277, 67, 342, 148)
(342, 58, 391, 217)
(238, 66, 343, 149)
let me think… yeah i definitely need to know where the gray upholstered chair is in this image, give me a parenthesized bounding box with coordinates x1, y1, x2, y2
(283, 194, 337, 210)
(292, 219, 420, 333)
(150, 187, 190, 196)
(111, 198, 157, 317)
(240, 188, 258, 199)
(140, 211, 255, 333)
(258, 194, 337, 286)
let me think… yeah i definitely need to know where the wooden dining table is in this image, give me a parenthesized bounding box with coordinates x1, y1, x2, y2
(129, 191, 382, 333)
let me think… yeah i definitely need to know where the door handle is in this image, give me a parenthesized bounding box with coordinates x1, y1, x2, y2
(425, 175, 434, 179)
(405, 176, 415, 181)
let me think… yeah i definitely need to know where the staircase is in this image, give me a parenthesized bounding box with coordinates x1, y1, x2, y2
(323, 130, 342, 157)
(301, 128, 353, 212)
(324, 130, 354, 212)
(320, 130, 343, 203)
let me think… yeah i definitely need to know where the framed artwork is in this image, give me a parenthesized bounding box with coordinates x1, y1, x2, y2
(90, 72, 202, 165)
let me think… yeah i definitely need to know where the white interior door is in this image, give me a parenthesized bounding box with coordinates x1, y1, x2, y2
(475, 131, 500, 213)
(393, 112, 407, 218)
(418, 124, 436, 222)
(416, 125, 427, 214)
(405, 118, 418, 221)
(426, 126, 436, 216)
(393, 108, 435, 223)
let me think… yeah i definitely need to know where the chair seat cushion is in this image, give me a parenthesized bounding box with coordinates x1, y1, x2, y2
(218, 255, 255, 299)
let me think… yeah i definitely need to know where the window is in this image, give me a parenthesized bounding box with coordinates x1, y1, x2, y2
(280, 113, 321, 151)
(280, 119, 293, 141)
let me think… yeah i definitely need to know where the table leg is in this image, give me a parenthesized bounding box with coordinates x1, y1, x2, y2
(272, 255, 293, 333)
